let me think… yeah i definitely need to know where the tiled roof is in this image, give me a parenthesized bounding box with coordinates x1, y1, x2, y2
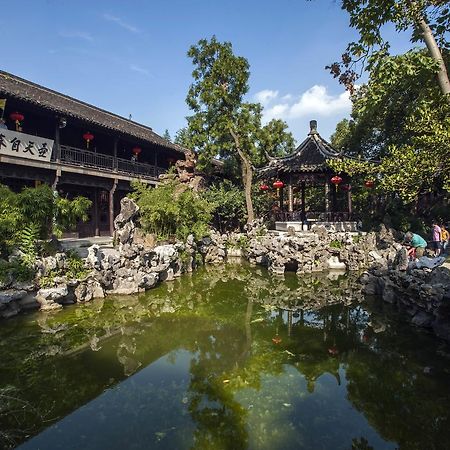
(0, 70, 186, 154)
(258, 121, 341, 178)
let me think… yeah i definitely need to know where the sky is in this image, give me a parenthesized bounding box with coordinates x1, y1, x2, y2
(1, 0, 415, 143)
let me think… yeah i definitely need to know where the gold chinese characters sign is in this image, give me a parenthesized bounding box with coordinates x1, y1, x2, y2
(0, 129, 54, 162)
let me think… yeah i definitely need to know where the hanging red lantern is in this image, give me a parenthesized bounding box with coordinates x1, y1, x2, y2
(331, 175, 343, 191)
(83, 131, 94, 149)
(10, 112, 24, 131)
(364, 180, 375, 189)
(340, 184, 351, 192)
(273, 180, 284, 190)
(260, 184, 269, 191)
(132, 146, 142, 157)
(273, 180, 284, 196)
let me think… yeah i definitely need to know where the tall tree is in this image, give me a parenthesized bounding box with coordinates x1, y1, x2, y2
(186, 36, 294, 223)
(328, 0, 450, 100)
(163, 129, 171, 142)
(328, 49, 450, 205)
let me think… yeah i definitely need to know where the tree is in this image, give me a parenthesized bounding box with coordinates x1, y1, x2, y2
(163, 129, 171, 142)
(186, 36, 295, 223)
(328, 50, 450, 207)
(328, 0, 450, 100)
(174, 127, 192, 148)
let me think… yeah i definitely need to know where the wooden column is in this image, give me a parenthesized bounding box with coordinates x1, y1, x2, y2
(113, 137, 118, 171)
(301, 180, 306, 218)
(54, 120, 61, 163)
(288, 175, 294, 213)
(325, 180, 330, 216)
(109, 179, 118, 237)
(347, 185, 352, 219)
(154, 149, 158, 177)
(93, 188, 99, 237)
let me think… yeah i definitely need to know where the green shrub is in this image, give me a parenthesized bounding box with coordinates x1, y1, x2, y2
(0, 184, 91, 258)
(330, 240, 343, 249)
(202, 180, 246, 232)
(132, 180, 213, 241)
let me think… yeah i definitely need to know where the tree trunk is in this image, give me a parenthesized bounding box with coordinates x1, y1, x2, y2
(230, 128, 255, 223)
(417, 16, 450, 99)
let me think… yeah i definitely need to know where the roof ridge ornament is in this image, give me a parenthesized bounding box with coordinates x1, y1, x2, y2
(308, 120, 318, 135)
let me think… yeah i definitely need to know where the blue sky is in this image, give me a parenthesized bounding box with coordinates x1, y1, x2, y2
(1, 0, 414, 142)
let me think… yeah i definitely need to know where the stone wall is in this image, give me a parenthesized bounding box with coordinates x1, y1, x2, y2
(3, 197, 448, 337)
(361, 262, 450, 341)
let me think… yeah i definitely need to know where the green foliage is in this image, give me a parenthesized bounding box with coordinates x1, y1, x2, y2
(54, 195, 92, 238)
(185, 36, 295, 222)
(328, 50, 450, 209)
(0, 184, 91, 259)
(329, 240, 343, 249)
(163, 129, 171, 142)
(132, 181, 213, 241)
(38, 250, 88, 288)
(329, 0, 450, 95)
(202, 180, 246, 232)
(17, 223, 40, 267)
(0, 259, 35, 284)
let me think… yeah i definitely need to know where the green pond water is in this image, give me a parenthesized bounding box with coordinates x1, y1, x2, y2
(1, 263, 450, 450)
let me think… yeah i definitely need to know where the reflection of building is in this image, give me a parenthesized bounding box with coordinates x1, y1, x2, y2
(0, 71, 185, 237)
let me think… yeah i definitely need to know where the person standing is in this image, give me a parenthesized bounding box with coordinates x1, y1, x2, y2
(432, 221, 442, 256)
(441, 224, 449, 254)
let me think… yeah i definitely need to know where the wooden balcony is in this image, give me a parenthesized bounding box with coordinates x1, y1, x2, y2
(57, 145, 167, 180)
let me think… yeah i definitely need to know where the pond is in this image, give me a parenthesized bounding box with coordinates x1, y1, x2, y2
(1, 263, 450, 450)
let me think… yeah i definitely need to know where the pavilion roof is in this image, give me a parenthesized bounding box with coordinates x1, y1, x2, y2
(257, 120, 342, 178)
(0, 70, 186, 155)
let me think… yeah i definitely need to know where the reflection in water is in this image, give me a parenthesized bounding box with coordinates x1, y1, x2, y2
(0, 263, 449, 449)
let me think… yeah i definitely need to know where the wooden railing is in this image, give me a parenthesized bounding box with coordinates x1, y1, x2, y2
(58, 145, 166, 179)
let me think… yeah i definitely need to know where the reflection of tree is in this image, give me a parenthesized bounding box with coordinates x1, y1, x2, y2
(1, 264, 450, 449)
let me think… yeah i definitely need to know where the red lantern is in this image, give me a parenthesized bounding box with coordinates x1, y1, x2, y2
(260, 184, 269, 191)
(83, 132, 94, 149)
(364, 180, 375, 189)
(10, 112, 24, 131)
(340, 184, 351, 192)
(273, 180, 284, 190)
(132, 146, 142, 157)
(331, 175, 343, 191)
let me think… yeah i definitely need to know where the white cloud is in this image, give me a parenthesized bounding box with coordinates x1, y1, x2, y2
(59, 30, 94, 41)
(258, 85, 351, 123)
(254, 89, 278, 106)
(103, 13, 140, 33)
(130, 64, 149, 76)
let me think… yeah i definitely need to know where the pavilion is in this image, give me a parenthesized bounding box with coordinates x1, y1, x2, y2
(258, 120, 355, 231)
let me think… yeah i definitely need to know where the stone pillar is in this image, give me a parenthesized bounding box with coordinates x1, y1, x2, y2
(109, 179, 118, 237)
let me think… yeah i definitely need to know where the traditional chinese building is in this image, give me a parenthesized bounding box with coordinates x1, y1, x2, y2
(258, 120, 354, 231)
(0, 70, 185, 237)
